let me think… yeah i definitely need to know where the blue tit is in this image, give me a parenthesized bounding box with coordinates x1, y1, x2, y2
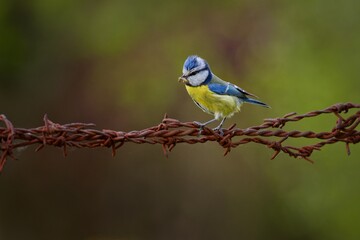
(178, 55, 270, 131)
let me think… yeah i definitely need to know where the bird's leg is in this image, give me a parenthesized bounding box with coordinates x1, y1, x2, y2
(193, 118, 217, 134)
(213, 117, 226, 136)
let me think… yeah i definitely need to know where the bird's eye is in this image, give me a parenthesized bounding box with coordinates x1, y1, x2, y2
(188, 70, 199, 77)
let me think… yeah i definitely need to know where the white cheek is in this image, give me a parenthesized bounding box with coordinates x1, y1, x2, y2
(188, 70, 209, 86)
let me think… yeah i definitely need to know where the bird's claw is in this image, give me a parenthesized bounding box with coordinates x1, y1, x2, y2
(213, 127, 224, 136)
(193, 121, 205, 135)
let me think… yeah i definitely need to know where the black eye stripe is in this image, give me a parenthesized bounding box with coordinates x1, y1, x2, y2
(188, 68, 206, 77)
(188, 71, 199, 76)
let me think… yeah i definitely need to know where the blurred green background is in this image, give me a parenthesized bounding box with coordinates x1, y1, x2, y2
(1, 0, 360, 239)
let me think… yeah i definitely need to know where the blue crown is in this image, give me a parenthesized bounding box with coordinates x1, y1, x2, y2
(183, 55, 200, 71)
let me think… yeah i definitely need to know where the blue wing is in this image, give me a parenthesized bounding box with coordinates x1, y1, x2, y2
(208, 83, 248, 98)
(208, 83, 270, 108)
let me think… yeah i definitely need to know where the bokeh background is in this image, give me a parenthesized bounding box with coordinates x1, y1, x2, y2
(1, 0, 360, 239)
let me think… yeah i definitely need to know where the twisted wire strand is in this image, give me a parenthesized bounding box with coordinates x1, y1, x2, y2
(0, 102, 359, 171)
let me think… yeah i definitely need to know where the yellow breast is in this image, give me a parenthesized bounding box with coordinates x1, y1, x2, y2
(185, 85, 241, 119)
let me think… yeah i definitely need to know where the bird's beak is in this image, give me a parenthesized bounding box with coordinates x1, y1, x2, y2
(178, 75, 189, 84)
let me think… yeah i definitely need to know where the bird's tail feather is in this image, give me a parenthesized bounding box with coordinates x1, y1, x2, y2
(243, 98, 270, 108)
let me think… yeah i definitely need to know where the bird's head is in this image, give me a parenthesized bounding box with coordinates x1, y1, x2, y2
(178, 55, 212, 86)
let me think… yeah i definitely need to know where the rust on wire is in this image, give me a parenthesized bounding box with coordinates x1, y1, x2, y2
(0, 102, 359, 171)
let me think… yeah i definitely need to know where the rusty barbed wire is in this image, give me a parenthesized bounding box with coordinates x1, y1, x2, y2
(0, 102, 359, 171)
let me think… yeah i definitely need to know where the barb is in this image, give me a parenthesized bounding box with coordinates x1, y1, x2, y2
(1, 102, 359, 171)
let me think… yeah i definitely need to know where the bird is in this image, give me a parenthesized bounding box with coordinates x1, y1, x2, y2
(178, 55, 270, 133)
